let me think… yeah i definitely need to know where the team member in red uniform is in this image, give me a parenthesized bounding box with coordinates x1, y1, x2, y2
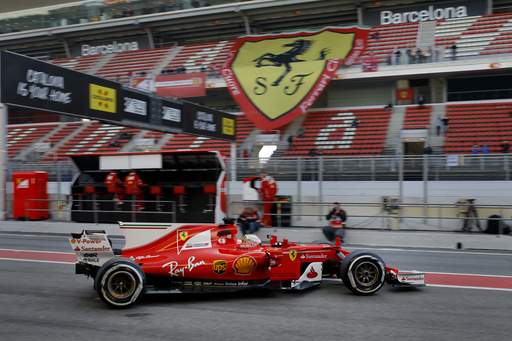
(124, 171, 145, 211)
(104, 171, 124, 204)
(259, 171, 278, 226)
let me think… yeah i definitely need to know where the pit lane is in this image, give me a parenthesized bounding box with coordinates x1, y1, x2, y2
(0, 233, 511, 341)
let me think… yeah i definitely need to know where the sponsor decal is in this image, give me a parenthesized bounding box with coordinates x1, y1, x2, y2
(89, 83, 117, 113)
(123, 97, 147, 116)
(212, 260, 227, 275)
(69, 235, 113, 265)
(306, 267, 319, 279)
(179, 231, 188, 241)
(16, 69, 71, 105)
(233, 255, 257, 275)
(177, 229, 212, 254)
(289, 250, 298, 262)
(222, 117, 235, 136)
(162, 106, 181, 123)
(300, 253, 327, 260)
(223, 27, 368, 130)
(134, 255, 160, 260)
(15, 178, 29, 189)
(162, 256, 206, 277)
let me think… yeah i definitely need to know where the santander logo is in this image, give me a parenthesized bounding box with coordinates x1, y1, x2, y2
(307, 267, 318, 279)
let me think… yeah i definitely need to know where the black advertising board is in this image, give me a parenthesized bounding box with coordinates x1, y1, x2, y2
(0, 50, 121, 121)
(119, 87, 151, 122)
(0, 50, 236, 141)
(160, 98, 184, 130)
(182, 102, 237, 141)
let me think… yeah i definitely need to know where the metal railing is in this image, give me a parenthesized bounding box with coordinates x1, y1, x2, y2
(230, 200, 512, 234)
(227, 154, 512, 181)
(23, 198, 177, 224)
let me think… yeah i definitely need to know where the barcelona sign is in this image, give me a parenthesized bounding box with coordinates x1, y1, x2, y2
(223, 27, 368, 130)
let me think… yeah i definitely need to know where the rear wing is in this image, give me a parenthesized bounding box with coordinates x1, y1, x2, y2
(69, 230, 114, 267)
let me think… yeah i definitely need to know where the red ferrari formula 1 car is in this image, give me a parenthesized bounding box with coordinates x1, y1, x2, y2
(70, 220, 424, 308)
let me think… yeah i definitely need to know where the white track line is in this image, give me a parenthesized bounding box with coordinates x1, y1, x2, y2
(0, 248, 74, 255)
(427, 284, 512, 292)
(425, 271, 512, 278)
(348, 246, 512, 257)
(0, 257, 73, 265)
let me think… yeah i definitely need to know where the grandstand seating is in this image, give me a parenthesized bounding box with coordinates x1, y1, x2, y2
(52, 55, 102, 73)
(7, 123, 59, 158)
(160, 114, 254, 156)
(96, 47, 171, 81)
(443, 102, 512, 153)
(403, 106, 432, 130)
(436, 13, 512, 58)
(284, 108, 391, 156)
(44, 122, 140, 160)
(161, 40, 232, 74)
(364, 22, 419, 62)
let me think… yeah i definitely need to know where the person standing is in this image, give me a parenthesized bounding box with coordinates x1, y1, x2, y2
(259, 171, 278, 227)
(451, 44, 458, 60)
(436, 115, 443, 136)
(481, 144, 490, 154)
(471, 144, 481, 154)
(501, 141, 510, 153)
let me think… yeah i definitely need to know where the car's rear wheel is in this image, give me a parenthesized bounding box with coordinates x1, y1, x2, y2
(340, 251, 386, 295)
(95, 258, 145, 308)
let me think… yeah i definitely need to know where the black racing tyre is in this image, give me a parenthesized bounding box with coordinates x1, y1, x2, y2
(94, 258, 145, 308)
(339, 251, 386, 295)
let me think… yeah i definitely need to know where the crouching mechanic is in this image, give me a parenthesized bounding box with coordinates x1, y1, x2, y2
(237, 207, 261, 235)
(323, 202, 347, 242)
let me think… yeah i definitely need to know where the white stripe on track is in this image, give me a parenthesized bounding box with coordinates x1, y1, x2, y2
(347, 246, 512, 257)
(427, 284, 512, 292)
(0, 257, 73, 265)
(0, 248, 74, 255)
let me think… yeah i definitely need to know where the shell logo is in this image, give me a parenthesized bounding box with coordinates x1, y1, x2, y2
(233, 256, 257, 275)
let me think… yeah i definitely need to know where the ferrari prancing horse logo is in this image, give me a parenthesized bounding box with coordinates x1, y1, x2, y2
(179, 231, 188, 241)
(289, 250, 298, 262)
(223, 27, 368, 130)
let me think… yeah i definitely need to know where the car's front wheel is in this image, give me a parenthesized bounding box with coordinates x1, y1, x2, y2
(339, 251, 386, 295)
(95, 258, 145, 308)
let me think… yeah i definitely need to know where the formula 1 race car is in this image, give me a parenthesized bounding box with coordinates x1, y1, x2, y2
(69, 220, 424, 308)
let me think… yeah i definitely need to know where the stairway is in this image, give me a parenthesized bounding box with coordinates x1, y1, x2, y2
(383, 106, 405, 155)
(88, 53, 116, 75)
(14, 125, 62, 161)
(417, 21, 437, 48)
(428, 103, 446, 153)
(151, 45, 183, 75)
(44, 121, 92, 158)
(272, 114, 308, 157)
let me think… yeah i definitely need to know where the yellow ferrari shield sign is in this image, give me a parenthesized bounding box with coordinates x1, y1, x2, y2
(223, 27, 368, 130)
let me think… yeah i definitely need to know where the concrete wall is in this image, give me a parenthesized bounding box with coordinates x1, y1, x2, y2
(327, 79, 394, 107)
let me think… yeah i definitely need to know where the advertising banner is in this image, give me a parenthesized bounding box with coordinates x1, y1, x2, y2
(70, 36, 150, 57)
(160, 98, 183, 130)
(0, 51, 236, 141)
(134, 73, 206, 98)
(222, 27, 368, 130)
(182, 102, 236, 140)
(119, 88, 151, 122)
(1, 50, 121, 121)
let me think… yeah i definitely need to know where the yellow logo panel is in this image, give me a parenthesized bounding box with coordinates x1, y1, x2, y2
(222, 117, 235, 136)
(89, 84, 117, 113)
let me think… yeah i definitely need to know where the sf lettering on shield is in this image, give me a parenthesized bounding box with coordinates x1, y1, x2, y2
(253, 73, 313, 96)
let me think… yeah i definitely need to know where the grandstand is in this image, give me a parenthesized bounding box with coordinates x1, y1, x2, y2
(3, 0, 512, 162)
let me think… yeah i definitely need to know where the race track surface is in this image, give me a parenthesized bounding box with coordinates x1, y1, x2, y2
(0, 233, 511, 341)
